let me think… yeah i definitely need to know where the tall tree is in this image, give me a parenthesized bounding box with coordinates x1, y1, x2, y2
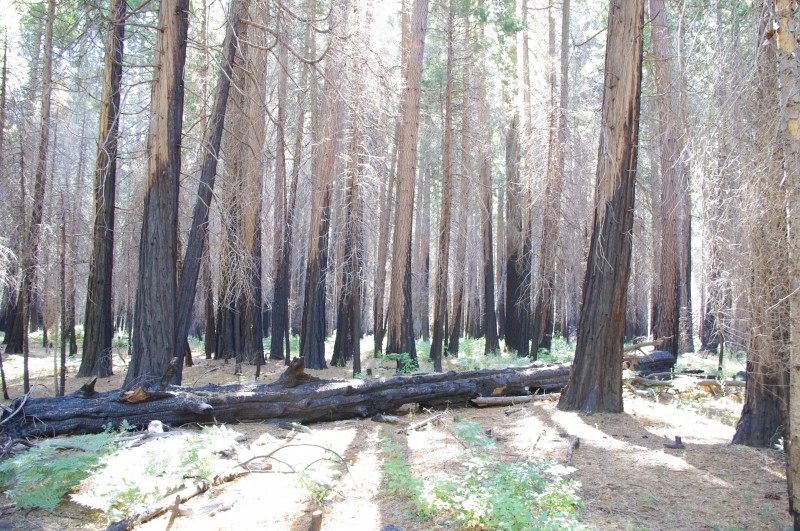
(270, 6, 291, 361)
(215, 0, 268, 372)
(649, 0, 684, 360)
(5, 0, 56, 395)
(774, 0, 800, 525)
(476, 25, 498, 355)
(385, 0, 431, 361)
(299, 0, 349, 369)
(732, 14, 788, 447)
(557, 0, 644, 414)
(172, 0, 242, 381)
(429, 0, 456, 371)
(124, 0, 189, 389)
(532, 0, 569, 355)
(79, 0, 126, 378)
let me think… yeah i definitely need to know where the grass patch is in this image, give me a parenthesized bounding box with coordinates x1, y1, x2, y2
(379, 420, 584, 530)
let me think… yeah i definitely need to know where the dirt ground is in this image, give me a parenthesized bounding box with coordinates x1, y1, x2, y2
(0, 343, 792, 530)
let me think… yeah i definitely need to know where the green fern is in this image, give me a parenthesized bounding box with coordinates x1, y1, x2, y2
(0, 429, 120, 511)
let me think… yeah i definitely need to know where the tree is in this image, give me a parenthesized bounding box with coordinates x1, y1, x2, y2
(4, 0, 56, 397)
(532, 0, 569, 355)
(774, 0, 800, 525)
(385, 0, 431, 361)
(215, 0, 268, 372)
(557, 0, 645, 414)
(124, 0, 189, 389)
(730, 11, 789, 449)
(649, 0, 687, 360)
(300, 0, 349, 369)
(172, 0, 242, 381)
(430, 0, 456, 371)
(79, 0, 126, 378)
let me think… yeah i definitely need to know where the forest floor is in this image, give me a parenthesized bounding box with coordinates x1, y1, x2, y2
(0, 335, 792, 530)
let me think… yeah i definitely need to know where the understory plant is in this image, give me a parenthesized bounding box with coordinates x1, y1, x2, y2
(0, 425, 123, 511)
(380, 421, 584, 530)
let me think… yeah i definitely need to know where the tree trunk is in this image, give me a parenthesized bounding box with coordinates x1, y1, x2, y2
(386, 0, 430, 362)
(80, 0, 126, 378)
(270, 8, 291, 361)
(649, 0, 683, 361)
(448, 36, 472, 357)
(504, 113, 530, 357)
(532, 0, 568, 356)
(429, 0, 455, 372)
(1, 362, 571, 439)
(5, 0, 56, 363)
(557, 0, 644, 414)
(300, 0, 349, 369)
(732, 67, 789, 447)
(124, 0, 189, 389)
(476, 32, 498, 355)
(771, 1, 800, 525)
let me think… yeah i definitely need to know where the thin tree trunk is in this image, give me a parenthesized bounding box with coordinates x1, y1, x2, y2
(80, 0, 126, 377)
(172, 1, 242, 381)
(557, 0, 644, 414)
(429, 0, 455, 371)
(5, 0, 56, 396)
(649, 0, 683, 361)
(386, 0, 430, 362)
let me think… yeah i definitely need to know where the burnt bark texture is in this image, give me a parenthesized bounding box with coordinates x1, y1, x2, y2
(386, 0, 430, 361)
(300, 0, 349, 369)
(0, 363, 570, 439)
(80, 0, 126, 378)
(172, 1, 242, 382)
(557, 0, 644, 414)
(124, 0, 189, 389)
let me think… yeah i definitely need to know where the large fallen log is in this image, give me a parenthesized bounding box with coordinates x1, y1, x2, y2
(622, 350, 676, 375)
(0, 359, 570, 439)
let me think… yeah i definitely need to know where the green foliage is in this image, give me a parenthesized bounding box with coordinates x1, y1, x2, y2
(73, 425, 242, 522)
(298, 472, 334, 506)
(380, 431, 434, 518)
(380, 421, 584, 530)
(0, 428, 120, 511)
(427, 420, 584, 530)
(386, 352, 418, 374)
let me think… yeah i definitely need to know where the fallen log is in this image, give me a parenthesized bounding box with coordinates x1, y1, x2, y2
(470, 394, 557, 407)
(623, 350, 676, 375)
(0, 360, 570, 439)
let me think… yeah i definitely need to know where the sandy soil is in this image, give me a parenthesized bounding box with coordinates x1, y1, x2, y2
(0, 344, 792, 530)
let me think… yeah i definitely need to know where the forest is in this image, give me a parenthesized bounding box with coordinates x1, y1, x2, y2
(0, 0, 799, 528)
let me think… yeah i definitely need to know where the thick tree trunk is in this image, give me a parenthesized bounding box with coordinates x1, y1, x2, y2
(80, 0, 126, 378)
(733, 10, 791, 447)
(557, 0, 644, 414)
(0, 362, 571, 439)
(125, 0, 189, 389)
(386, 0, 430, 361)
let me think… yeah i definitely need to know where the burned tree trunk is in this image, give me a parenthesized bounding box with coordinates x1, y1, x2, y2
(0, 362, 570, 439)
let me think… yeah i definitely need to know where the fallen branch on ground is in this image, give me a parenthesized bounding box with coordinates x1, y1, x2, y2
(106, 469, 248, 531)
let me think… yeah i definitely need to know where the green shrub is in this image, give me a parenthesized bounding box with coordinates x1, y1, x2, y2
(0, 428, 120, 511)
